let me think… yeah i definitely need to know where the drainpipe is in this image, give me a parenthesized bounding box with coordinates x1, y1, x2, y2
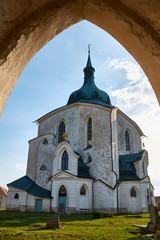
(110, 107, 119, 214)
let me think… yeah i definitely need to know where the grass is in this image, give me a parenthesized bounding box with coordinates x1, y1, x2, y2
(0, 210, 156, 240)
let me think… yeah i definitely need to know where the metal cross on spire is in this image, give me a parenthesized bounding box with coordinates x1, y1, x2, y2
(88, 44, 90, 54)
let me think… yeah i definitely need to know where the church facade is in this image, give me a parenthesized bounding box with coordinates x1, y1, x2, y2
(7, 51, 154, 214)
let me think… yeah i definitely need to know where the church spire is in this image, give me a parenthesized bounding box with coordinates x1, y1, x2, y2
(83, 45, 95, 83)
(86, 44, 92, 67)
(67, 45, 111, 107)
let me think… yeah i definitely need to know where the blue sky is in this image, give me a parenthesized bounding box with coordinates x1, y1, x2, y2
(0, 20, 160, 195)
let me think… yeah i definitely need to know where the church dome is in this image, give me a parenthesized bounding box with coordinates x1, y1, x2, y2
(67, 48, 112, 108)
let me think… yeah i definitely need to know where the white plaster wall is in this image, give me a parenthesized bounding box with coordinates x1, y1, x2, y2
(6, 187, 27, 212)
(26, 194, 50, 212)
(51, 178, 92, 213)
(134, 161, 146, 179)
(117, 112, 142, 155)
(111, 108, 119, 177)
(134, 162, 141, 179)
(52, 142, 79, 176)
(93, 181, 117, 213)
(119, 181, 149, 213)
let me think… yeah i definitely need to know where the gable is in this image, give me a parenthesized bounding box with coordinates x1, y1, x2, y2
(51, 171, 77, 180)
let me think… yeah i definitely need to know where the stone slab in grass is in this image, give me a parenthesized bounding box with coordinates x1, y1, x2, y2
(46, 214, 60, 228)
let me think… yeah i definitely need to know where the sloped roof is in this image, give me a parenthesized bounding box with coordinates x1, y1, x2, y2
(75, 152, 95, 180)
(7, 176, 52, 199)
(119, 151, 144, 181)
(0, 187, 8, 196)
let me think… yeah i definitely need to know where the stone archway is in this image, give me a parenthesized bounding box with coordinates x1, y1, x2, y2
(0, 0, 160, 118)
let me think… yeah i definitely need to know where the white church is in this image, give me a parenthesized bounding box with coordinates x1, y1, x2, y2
(7, 49, 154, 214)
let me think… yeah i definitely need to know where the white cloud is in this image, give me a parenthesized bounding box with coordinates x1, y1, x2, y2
(15, 163, 26, 171)
(108, 58, 160, 193)
(154, 186, 160, 196)
(108, 58, 142, 83)
(110, 76, 158, 115)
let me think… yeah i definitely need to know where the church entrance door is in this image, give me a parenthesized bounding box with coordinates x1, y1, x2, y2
(59, 185, 67, 213)
(35, 199, 42, 212)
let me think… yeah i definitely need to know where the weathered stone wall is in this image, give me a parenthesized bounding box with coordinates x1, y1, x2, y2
(6, 187, 27, 212)
(117, 111, 142, 155)
(7, 187, 51, 212)
(35, 135, 56, 189)
(7, 101, 151, 213)
(93, 181, 117, 214)
(26, 133, 56, 185)
(38, 103, 113, 187)
(118, 181, 150, 213)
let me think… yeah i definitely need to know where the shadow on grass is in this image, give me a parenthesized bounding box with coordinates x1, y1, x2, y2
(25, 226, 49, 231)
(0, 211, 96, 228)
(127, 238, 141, 240)
(0, 211, 150, 229)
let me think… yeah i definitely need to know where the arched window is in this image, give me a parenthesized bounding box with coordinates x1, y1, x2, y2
(59, 185, 67, 196)
(42, 139, 48, 145)
(14, 193, 19, 199)
(130, 188, 136, 197)
(80, 186, 86, 195)
(58, 121, 65, 143)
(87, 118, 92, 142)
(125, 130, 130, 151)
(61, 150, 68, 170)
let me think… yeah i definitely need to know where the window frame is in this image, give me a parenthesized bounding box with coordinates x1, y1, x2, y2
(80, 186, 86, 195)
(125, 130, 130, 151)
(42, 138, 48, 145)
(59, 185, 67, 196)
(14, 193, 19, 199)
(130, 188, 136, 197)
(87, 117, 92, 142)
(58, 121, 65, 143)
(61, 150, 68, 170)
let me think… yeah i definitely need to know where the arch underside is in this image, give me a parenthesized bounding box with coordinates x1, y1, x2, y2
(0, 0, 160, 118)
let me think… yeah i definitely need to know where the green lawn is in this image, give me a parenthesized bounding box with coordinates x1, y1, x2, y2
(0, 211, 156, 240)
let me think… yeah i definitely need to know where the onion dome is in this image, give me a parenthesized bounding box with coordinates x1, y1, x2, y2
(67, 46, 112, 107)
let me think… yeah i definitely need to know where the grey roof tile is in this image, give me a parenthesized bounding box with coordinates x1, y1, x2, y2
(119, 151, 144, 181)
(7, 176, 52, 198)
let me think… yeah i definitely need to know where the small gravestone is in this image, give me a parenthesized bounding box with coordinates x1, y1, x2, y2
(150, 205, 159, 224)
(147, 205, 160, 231)
(47, 214, 60, 228)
